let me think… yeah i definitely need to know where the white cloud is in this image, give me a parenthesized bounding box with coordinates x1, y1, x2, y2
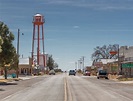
(45, 0, 73, 5)
(94, 29, 133, 32)
(46, 38, 56, 41)
(44, 0, 133, 10)
(73, 26, 80, 29)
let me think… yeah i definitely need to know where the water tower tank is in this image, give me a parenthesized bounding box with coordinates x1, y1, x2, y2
(33, 13, 44, 25)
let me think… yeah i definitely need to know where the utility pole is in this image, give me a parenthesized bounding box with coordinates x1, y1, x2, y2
(118, 44, 121, 74)
(16, 29, 20, 78)
(78, 60, 80, 70)
(17, 29, 24, 78)
(75, 62, 77, 70)
(17, 29, 20, 57)
(82, 56, 85, 71)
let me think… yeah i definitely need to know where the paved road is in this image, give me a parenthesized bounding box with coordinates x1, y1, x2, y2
(66, 75, 133, 101)
(0, 73, 133, 101)
(0, 75, 64, 101)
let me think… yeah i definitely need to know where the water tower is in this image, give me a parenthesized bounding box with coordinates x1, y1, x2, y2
(32, 13, 45, 67)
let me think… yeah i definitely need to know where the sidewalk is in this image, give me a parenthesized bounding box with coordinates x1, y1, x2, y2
(18, 75, 37, 80)
(0, 75, 37, 85)
(119, 80, 133, 84)
(0, 75, 36, 80)
(111, 78, 133, 84)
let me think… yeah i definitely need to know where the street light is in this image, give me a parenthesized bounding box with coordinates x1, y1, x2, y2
(78, 60, 81, 70)
(75, 62, 77, 70)
(81, 56, 85, 71)
(16, 29, 24, 78)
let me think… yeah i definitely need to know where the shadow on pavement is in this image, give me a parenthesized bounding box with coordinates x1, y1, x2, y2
(0, 89, 5, 91)
(0, 82, 18, 86)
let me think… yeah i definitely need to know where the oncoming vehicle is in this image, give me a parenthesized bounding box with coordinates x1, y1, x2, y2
(83, 71, 91, 76)
(49, 70, 55, 75)
(97, 70, 108, 79)
(69, 70, 76, 76)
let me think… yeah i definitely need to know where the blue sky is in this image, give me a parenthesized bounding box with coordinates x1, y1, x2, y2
(1, 0, 133, 71)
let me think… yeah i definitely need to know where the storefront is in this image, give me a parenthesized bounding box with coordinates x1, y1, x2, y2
(19, 65, 32, 75)
(107, 62, 119, 74)
(121, 62, 133, 77)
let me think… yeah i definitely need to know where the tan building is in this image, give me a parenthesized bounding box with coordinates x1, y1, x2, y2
(19, 57, 32, 75)
(119, 46, 133, 77)
(91, 46, 133, 77)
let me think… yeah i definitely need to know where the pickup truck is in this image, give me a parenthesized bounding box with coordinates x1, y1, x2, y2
(97, 70, 108, 79)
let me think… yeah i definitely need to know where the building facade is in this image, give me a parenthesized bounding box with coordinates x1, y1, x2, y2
(119, 46, 133, 77)
(92, 46, 133, 77)
(19, 57, 32, 75)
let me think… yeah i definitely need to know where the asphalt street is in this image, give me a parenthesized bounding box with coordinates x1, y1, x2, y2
(0, 73, 133, 101)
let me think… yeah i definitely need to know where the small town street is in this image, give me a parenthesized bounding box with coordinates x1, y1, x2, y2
(0, 73, 133, 101)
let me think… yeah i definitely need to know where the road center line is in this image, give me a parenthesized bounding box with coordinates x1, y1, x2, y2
(64, 77, 67, 101)
(66, 77, 73, 101)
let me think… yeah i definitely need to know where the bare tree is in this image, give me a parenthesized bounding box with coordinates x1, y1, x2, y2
(92, 44, 119, 64)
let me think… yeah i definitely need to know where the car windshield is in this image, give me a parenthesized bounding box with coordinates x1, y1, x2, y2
(70, 70, 75, 72)
(99, 70, 107, 74)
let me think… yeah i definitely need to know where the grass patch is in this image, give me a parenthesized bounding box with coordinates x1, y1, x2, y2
(0, 79, 8, 83)
(0, 78, 22, 83)
(118, 77, 133, 81)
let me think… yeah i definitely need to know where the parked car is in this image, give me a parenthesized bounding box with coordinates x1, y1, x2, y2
(97, 70, 108, 79)
(83, 71, 91, 76)
(69, 70, 76, 76)
(49, 70, 55, 75)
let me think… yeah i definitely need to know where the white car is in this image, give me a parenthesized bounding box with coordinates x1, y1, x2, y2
(49, 70, 55, 75)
